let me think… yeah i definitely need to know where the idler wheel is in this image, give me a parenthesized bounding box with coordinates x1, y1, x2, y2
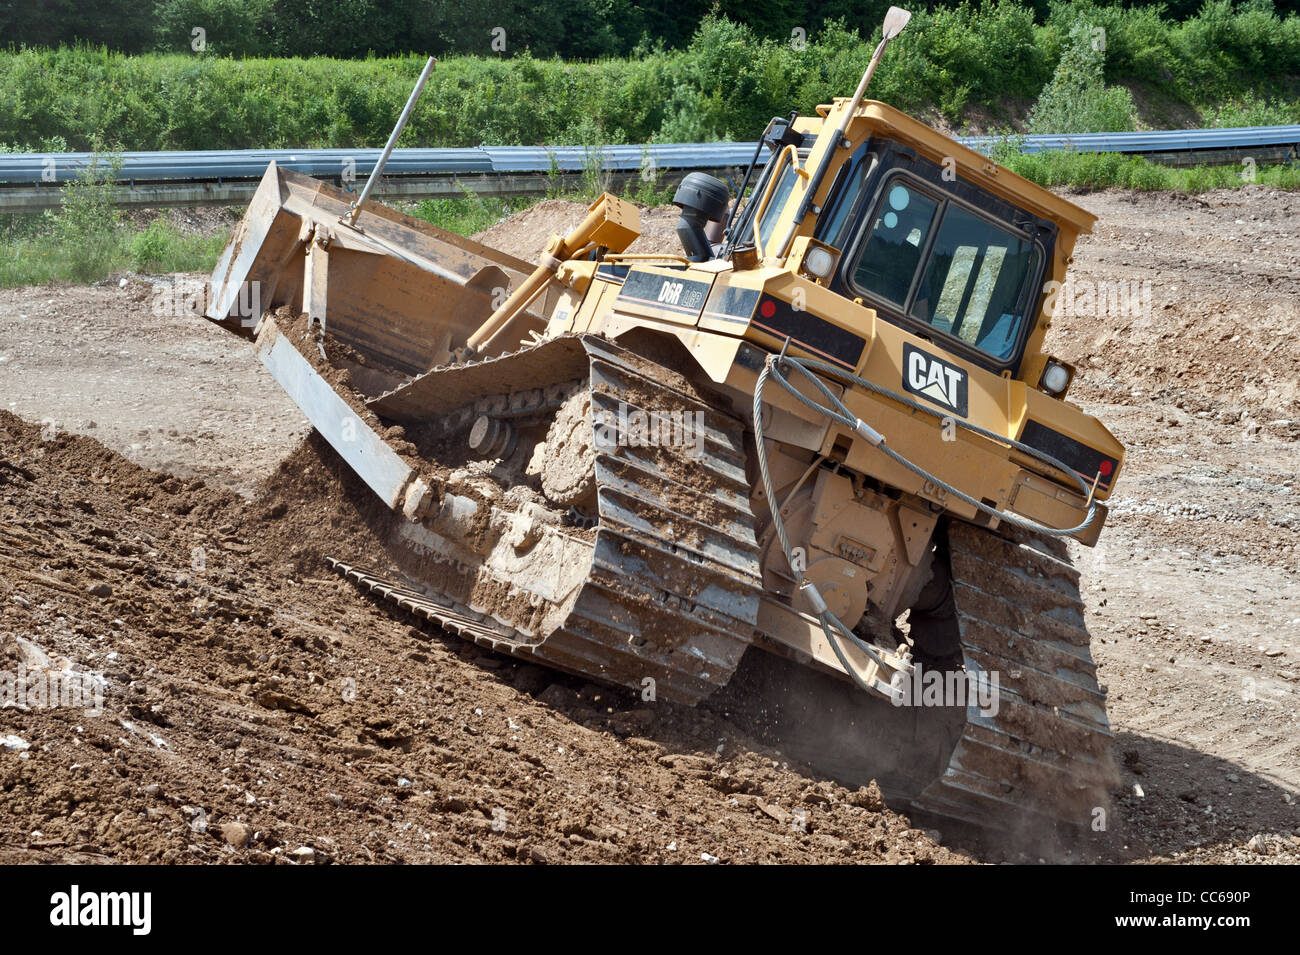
(540, 389, 598, 509)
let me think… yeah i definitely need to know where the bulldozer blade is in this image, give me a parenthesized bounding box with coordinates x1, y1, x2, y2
(253, 315, 418, 509)
(204, 162, 549, 391)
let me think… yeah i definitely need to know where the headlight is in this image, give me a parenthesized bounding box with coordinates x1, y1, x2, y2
(803, 246, 835, 279)
(1041, 361, 1070, 395)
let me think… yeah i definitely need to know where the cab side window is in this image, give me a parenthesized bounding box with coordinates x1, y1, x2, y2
(851, 184, 940, 307)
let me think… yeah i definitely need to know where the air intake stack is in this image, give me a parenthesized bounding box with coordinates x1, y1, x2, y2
(672, 172, 730, 262)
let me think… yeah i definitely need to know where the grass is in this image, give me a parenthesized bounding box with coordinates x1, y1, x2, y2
(0, 214, 229, 288)
(407, 194, 516, 237)
(0, 229, 108, 287)
(1004, 152, 1300, 192)
(1202, 93, 1300, 128)
(128, 220, 229, 273)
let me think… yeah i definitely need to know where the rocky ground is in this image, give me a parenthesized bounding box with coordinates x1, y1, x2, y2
(0, 186, 1297, 864)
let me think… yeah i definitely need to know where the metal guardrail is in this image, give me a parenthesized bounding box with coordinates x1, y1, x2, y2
(0, 143, 764, 185)
(0, 143, 767, 211)
(962, 124, 1300, 156)
(1, 126, 1296, 212)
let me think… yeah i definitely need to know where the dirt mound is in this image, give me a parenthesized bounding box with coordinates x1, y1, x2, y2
(0, 410, 963, 863)
(1051, 186, 1300, 421)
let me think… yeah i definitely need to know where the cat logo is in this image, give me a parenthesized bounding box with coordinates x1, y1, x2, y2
(902, 343, 968, 417)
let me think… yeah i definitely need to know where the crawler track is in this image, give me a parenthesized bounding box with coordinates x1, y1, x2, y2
(335, 335, 763, 704)
(911, 522, 1118, 826)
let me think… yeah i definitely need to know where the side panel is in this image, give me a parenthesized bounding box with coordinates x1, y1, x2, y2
(609, 265, 714, 326)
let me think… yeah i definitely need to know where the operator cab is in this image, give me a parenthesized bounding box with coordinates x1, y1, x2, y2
(816, 139, 1054, 377)
(727, 130, 1057, 378)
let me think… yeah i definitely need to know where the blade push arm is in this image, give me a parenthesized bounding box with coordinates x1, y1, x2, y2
(465, 193, 640, 354)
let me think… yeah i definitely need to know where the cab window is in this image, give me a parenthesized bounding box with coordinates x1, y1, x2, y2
(757, 159, 798, 253)
(852, 183, 940, 306)
(729, 150, 801, 254)
(817, 154, 877, 252)
(849, 177, 1041, 365)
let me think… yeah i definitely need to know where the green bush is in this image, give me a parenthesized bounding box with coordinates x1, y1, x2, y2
(1028, 21, 1137, 133)
(0, 150, 228, 286)
(1043, 2, 1174, 85)
(129, 219, 174, 270)
(128, 219, 230, 272)
(409, 194, 512, 235)
(1003, 149, 1300, 191)
(0, 3, 1297, 152)
(1202, 93, 1300, 126)
(51, 152, 126, 282)
(1056, 0, 1300, 100)
(875, 1, 1049, 119)
(154, 0, 274, 55)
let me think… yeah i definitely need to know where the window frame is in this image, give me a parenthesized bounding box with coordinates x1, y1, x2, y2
(815, 151, 880, 253)
(755, 153, 799, 254)
(841, 168, 1048, 375)
(725, 156, 775, 253)
(725, 146, 813, 255)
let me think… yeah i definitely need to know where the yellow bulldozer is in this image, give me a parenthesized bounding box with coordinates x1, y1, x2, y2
(201, 8, 1124, 829)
